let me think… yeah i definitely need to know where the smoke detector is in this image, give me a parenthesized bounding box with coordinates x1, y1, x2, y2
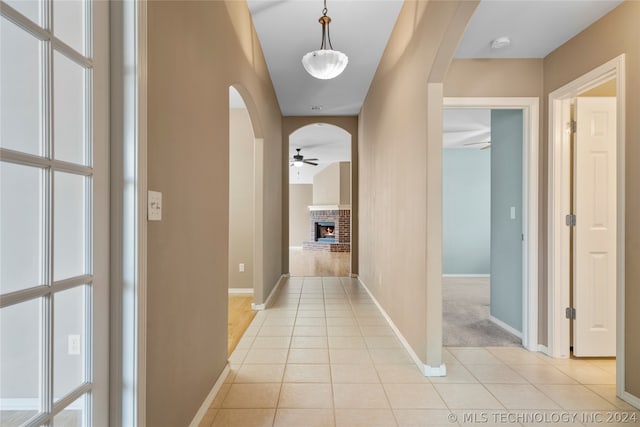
(491, 36, 511, 50)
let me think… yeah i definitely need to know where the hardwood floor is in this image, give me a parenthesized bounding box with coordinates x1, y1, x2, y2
(288, 248, 350, 277)
(227, 295, 256, 356)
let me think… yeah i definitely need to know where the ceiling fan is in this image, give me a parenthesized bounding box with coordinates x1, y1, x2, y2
(290, 148, 319, 167)
(463, 140, 491, 150)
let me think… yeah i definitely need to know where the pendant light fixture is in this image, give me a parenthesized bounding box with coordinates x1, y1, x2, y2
(301, 0, 348, 80)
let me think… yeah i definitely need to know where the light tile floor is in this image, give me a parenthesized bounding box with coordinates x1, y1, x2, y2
(199, 277, 639, 427)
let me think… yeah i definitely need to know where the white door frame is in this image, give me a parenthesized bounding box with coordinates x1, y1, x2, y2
(442, 97, 539, 351)
(547, 54, 628, 400)
(110, 0, 148, 424)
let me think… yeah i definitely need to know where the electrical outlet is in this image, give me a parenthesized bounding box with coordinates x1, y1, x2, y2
(239, 263, 245, 273)
(68, 335, 81, 355)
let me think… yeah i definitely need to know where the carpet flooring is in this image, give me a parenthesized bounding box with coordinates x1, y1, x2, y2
(443, 276, 522, 347)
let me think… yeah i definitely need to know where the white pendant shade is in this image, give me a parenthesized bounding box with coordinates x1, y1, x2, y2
(302, 49, 348, 80)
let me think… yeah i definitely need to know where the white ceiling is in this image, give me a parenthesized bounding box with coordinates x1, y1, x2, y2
(247, 0, 403, 116)
(443, 109, 491, 149)
(289, 124, 351, 184)
(246, 0, 623, 178)
(455, 0, 623, 58)
(248, 0, 623, 116)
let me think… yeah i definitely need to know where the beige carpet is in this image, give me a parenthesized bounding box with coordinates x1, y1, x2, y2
(443, 276, 522, 347)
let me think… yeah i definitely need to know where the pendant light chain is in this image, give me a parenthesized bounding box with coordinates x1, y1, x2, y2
(319, 0, 334, 50)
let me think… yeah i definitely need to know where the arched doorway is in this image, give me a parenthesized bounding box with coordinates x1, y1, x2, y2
(288, 124, 352, 277)
(227, 85, 263, 354)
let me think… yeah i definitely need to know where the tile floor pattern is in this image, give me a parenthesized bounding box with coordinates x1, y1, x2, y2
(199, 277, 638, 427)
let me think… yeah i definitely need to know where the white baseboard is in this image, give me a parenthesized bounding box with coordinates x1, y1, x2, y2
(537, 344, 550, 356)
(356, 276, 446, 377)
(424, 364, 447, 377)
(442, 274, 490, 278)
(228, 288, 253, 295)
(489, 315, 523, 339)
(621, 391, 640, 410)
(189, 364, 230, 427)
(251, 274, 288, 311)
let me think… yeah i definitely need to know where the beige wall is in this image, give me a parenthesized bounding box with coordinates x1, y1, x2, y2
(313, 163, 340, 205)
(147, 1, 282, 425)
(444, 2, 639, 399)
(229, 108, 254, 290)
(358, 0, 476, 365)
(445, 59, 544, 98)
(312, 162, 351, 205)
(444, 59, 547, 345)
(340, 162, 351, 205)
(580, 79, 616, 97)
(543, 0, 640, 398)
(289, 184, 313, 247)
(282, 117, 359, 274)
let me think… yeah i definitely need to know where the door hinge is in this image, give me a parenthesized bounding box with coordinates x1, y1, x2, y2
(569, 120, 577, 133)
(565, 214, 576, 227)
(566, 307, 576, 320)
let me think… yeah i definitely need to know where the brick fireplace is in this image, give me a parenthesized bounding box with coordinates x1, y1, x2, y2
(302, 208, 350, 252)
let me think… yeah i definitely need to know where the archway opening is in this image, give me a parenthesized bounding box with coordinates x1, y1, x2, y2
(288, 123, 352, 277)
(227, 86, 258, 355)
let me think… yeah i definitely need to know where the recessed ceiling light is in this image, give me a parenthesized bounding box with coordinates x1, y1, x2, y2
(311, 105, 323, 111)
(491, 36, 511, 50)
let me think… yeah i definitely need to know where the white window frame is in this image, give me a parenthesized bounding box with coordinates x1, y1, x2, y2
(0, 0, 110, 423)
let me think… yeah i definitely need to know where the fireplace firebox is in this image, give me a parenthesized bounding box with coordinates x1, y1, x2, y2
(303, 208, 350, 252)
(315, 222, 336, 242)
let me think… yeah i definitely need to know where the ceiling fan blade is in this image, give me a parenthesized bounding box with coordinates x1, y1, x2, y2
(304, 160, 318, 166)
(304, 158, 319, 162)
(463, 141, 491, 146)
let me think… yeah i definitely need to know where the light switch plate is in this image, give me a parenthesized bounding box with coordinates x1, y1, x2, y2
(148, 191, 162, 221)
(510, 206, 516, 220)
(68, 335, 81, 355)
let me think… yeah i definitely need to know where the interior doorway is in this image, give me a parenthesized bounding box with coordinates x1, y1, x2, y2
(547, 54, 627, 401)
(288, 124, 352, 277)
(227, 86, 260, 354)
(442, 97, 539, 351)
(228, 86, 256, 296)
(442, 108, 525, 347)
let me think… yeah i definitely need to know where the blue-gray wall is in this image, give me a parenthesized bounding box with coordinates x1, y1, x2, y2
(490, 109, 523, 333)
(442, 148, 491, 275)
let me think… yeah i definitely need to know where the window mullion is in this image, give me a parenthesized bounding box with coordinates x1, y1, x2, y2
(43, 0, 54, 420)
(0, 1, 50, 41)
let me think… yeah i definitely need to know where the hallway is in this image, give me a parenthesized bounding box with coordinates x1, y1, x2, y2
(199, 277, 633, 427)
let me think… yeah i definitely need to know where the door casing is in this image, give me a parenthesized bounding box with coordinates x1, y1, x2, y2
(547, 54, 628, 402)
(442, 97, 540, 352)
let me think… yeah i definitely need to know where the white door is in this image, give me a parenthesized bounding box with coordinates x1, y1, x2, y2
(573, 97, 616, 357)
(0, 0, 109, 424)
